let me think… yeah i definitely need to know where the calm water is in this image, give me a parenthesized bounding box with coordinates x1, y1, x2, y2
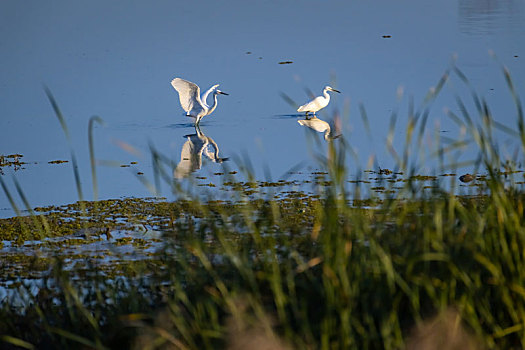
(1, 0, 524, 217)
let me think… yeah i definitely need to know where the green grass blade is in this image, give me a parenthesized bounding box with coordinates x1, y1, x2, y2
(43, 87, 85, 206)
(0, 335, 35, 349)
(88, 116, 105, 201)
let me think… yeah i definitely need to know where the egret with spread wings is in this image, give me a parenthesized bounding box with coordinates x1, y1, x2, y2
(171, 78, 228, 124)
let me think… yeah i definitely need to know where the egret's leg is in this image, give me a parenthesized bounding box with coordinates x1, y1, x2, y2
(195, 124, 203, 136)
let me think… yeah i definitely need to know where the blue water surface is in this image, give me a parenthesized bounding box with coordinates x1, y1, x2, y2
(1, 0, 524, 217)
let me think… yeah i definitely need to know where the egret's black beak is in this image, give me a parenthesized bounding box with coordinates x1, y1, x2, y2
(218, 91, 229, 96)
(332, 89, 341, 93)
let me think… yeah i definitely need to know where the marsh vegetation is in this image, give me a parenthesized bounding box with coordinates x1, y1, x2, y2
(1, 66, 525, 349)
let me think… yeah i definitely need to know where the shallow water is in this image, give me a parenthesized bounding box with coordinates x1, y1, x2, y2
(1, 0, 525, 217)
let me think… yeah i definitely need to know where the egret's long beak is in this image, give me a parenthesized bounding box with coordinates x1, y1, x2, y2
(217, 90, 229, 95)
(331, 88, 341, 93)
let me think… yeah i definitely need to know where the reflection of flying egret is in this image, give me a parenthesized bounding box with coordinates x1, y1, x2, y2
(297, 86, 340, 116)
(171, 78, 229, 124)
(298, 117, 341, 141)
(174, 125, 228, 179)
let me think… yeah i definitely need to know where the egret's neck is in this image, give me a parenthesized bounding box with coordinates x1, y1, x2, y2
(323, 88, 331, 101)
(195, 126, 205, 138)
(324, 126, 331, 140)
(208, 138, 220, 160)
(206, 92, 219, 116)
(201, 86, 216, 107)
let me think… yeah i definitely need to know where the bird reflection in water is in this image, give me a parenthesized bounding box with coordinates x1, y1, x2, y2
(173, 125, 229, 179)
(297, 116, 342, 141)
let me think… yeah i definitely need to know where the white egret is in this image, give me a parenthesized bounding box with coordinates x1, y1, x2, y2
(171, 78, 228, 124)
(297, 86, 340, 116)
(174, 125, 228, 179)
(298, 117, 341, 140)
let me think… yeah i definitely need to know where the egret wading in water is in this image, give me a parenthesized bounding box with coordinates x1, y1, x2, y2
(171, 78, 228, 124)
(297, 86, 340, 117)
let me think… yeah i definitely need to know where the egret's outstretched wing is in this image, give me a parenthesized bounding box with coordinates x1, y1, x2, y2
(174, 134, 204, 179)
(174, 139, 196, 179)
(171, 78, 203, 114)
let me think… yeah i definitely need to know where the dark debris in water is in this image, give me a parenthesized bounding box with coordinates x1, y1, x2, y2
(0, 154, 26, 173)
(459, 174, 475, 183)
(408, 175, 438, 181)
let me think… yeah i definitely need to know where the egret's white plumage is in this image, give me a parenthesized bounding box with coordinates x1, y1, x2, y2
(298, 117, 341, 140)
(297, 86, 340, 115)
(174, 125, 228, 178)
(171, 78, 228, 124)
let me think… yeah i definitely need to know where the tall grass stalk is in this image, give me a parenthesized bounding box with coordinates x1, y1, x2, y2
(44, 87, 86, 214)
(88, 116, 105, 201)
